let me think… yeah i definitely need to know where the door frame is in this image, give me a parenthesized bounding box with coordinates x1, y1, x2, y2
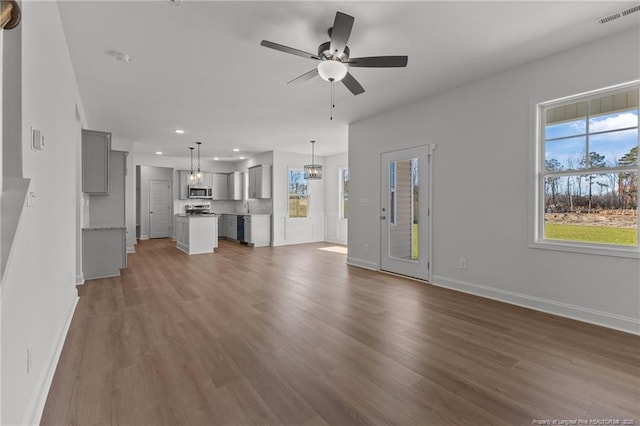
(379, 144, 434, 282)
(149, 178, 171, 239)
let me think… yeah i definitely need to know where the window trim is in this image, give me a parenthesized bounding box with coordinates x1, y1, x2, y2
(529, 80, 640, 259)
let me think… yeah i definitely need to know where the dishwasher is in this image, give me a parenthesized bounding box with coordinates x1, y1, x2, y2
(237, 215, 245, 243)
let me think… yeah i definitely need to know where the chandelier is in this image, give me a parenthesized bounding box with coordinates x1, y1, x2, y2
(304, 140, 322, 180)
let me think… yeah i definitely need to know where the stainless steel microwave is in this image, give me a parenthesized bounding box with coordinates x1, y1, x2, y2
(188, 186, 213, 199)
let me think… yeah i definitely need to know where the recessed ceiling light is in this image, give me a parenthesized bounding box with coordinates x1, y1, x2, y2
(213, 157, 219, 160)
(233, 148, 240, 152)
(239, 156, 246, 160)
(174, 129, 185, 134)
(155, 151, 163, 155)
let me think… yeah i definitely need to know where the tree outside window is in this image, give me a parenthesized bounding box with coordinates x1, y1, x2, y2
(289, 169, 308, 218)
(539, 85, 639, 249)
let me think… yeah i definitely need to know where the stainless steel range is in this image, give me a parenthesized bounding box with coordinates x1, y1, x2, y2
(185, 202, 213, 215)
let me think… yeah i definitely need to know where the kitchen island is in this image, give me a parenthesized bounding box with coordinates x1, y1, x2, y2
(175, 214, 218, 255)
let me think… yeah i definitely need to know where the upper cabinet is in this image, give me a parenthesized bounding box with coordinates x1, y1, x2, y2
(227, 172, 243, 200)
(211, 173, 228, 199)
(248, 165, 271, 199)
(178, 170, 190, 200)
(82, 129, 111, 194)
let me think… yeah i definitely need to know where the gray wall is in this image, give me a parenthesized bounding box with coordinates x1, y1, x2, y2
(348, 29, 640, 333)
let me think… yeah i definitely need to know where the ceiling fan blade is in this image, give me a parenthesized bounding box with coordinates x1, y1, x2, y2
(347, 56, 408, 68)
(260, 40, 320, 60)
(329, 12, 354, 57)
(287, 68, 319, 84)
(342, 72, 365, 95)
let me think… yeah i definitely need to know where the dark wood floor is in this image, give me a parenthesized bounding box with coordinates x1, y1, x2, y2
(42, 238, 639, 425)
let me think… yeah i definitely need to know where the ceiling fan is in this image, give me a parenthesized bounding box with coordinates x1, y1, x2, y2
(260, 11, 408, 96)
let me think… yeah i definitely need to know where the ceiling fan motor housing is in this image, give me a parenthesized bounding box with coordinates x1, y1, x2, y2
(318, 41, 350, 61)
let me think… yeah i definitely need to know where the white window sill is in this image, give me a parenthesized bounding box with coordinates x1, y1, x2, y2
(530, 240, 640, 259)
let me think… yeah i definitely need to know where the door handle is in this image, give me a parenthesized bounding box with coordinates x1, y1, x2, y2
(380, 215, 386, 220)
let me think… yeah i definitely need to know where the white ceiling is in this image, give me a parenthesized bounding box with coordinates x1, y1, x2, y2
(57, 1, 639, 161)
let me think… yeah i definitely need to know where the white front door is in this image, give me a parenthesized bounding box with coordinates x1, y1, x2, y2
(380, 145, 431, 281)
(149, 179, 171, 238)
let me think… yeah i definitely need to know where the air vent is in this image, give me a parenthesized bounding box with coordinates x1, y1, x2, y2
(598, 4, 640, 24)
(167, 0, 180, 5)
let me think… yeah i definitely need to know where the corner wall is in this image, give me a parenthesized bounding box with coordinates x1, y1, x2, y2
(324, 152, 348, 244)
(1, 1, 86, 423)
(349, 28, 640, 333)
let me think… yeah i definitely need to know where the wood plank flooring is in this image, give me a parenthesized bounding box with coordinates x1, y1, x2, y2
(41, 238, 640, 425)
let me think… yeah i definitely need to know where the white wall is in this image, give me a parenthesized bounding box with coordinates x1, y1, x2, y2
(1, 2, 87, 424)
(324, 152, 348, 244)
(272, 151, 324, 246)
(111, 138, 135, 252)
(349, 28, 640, 334)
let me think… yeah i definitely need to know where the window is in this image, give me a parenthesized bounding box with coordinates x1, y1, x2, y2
(389, 162, 397, 225)
(340, 168, 349, 219)
(288, 169, 308, 218)
(535, 83, 639, 256)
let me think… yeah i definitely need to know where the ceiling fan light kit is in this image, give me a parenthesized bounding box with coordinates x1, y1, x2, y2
(317, 60, 347, 82)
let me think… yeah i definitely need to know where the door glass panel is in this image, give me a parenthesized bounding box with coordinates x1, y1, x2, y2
(388, 157, 419, 261)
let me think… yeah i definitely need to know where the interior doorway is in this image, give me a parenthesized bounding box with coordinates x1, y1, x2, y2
(149, 179, 171, 238)
(380, 145, 432, 281)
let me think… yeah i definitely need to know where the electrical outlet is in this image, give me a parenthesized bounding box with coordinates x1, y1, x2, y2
(364, 243, 369, 252)
(27, 346, 32, 374)
(459, 258, 468, 270)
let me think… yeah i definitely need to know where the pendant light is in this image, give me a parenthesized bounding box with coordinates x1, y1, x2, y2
(188, 147, 195, 182)
(304, 140, 322, 180)
(196, 141, 203, 183)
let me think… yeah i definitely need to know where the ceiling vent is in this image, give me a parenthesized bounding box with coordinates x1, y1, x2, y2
(598, 4, 640, 24)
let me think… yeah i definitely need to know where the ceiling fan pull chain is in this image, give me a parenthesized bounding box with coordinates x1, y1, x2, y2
(330, 81, 334, 120)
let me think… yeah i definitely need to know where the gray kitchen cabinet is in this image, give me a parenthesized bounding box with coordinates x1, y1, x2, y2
(226, 215, 237, 241)
(90, 151, 126, 226)
(178, 170, 191, 200)
(248, 165, 271, 199)
(82, 129, 111, 194)
(218, 214, 226, 238)
(212, 173, 228, 199)
(82, 227, 126, 279)
(227, 171, 243, 200)
(201, 172, 214, 188)
(245, 214, 271, 247)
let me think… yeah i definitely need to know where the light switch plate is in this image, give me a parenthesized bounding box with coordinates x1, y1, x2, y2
(31, 127, 45, 151)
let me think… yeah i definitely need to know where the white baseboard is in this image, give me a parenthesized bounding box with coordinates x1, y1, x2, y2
(75, 273, 84, 285)
(139, 235, 149, 240)
(324, 238, 348, 245)
(24, 295, 79, 425)
(431, 275, 640, 335)
(126, 244, 136, 254)
(346, 257, 378, 271)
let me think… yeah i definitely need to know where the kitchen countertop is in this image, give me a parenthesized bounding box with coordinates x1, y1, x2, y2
(175, 213, 218, 218)
(82, 225, 126, 231)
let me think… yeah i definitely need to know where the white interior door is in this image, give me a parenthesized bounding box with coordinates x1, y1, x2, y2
(380, 145, 431, 281)
(149, 179, 171, 238)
